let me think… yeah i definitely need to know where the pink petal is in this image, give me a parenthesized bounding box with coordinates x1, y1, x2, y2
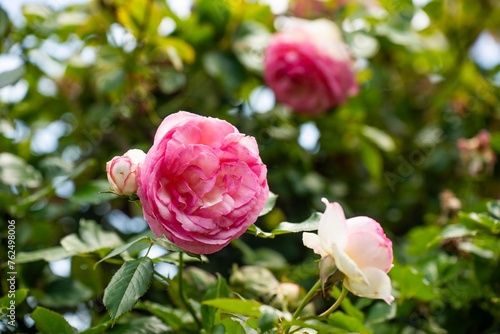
(344, 230, 393, 273)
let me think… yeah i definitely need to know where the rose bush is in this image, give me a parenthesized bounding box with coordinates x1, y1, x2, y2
(264, 18, 358, 114)
(137, 111, 269, 254)
(303, 199, 394, 304)
(106, 149, 146, 196)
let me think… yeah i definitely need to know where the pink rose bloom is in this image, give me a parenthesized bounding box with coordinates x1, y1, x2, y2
(303, 199, 394, 304)
(106, 149, 146, 196)
(137, 111, 269, 254)
(264, 18, 358, 114)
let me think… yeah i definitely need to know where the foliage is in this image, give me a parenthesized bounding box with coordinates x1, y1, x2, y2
(1, 0, 500, 333)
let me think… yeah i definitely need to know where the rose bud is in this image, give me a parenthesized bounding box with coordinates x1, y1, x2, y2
(106, 149, 146, 196)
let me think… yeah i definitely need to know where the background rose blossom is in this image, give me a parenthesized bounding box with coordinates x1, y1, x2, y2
(303, 199, 394, 304)
(106, 149, 146, 196)
(264, 18, 358, 114)
(137, 111, 269, 254)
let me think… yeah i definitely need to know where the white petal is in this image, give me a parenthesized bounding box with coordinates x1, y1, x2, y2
(303, 232, 327, 257)
(329, 242, 367, 285)
(318, 199, 348, 252)
(343, 267, 394, 304)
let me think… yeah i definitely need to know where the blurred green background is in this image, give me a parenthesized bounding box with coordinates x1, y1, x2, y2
(1, 0, 499, 333)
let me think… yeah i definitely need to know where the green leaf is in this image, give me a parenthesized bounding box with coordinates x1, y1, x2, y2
(158, 68, 187, 94)
(360, 141, 383, 179)
(201, 275, 231, 331)
(106, 316, 172, 334)
(103, 257, 154, 321)
(0, 288, 28, 311)
(247, 212, 321, 238)
(328, 311, 373, 333)
(258, 191, 278, 217)
(0, 153, 42, 188)
(135, 301, 194, 331)
(16, 247, 73, 264)
(154, 236, 202, 260)
(390, 265, 438, 301)
(38, 278, 93, 308)
(153, 236, 186, 253)
(487, 200, 500, 220)
(459, 212, 500, 234)
(202, 298, 262, 318)
(96, 235, 151, 267)
(80, 321, 112, 334)
(31, 306, 76, 334)
(61, 219, 123, 254)
(71, 179, 116, 205)
(0, 8, 9, 38)
(439, 224, 476, 240)
(96, 68, 125, 93)
(365, 301, 397, 324)
(361, 125, 396, 152)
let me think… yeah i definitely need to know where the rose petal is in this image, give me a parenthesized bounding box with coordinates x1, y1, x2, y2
(343, 267, 394, 304)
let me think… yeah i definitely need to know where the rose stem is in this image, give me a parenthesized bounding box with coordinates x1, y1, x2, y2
(178, 252, 202, 329)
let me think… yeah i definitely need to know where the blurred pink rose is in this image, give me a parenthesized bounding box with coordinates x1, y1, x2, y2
(264, 18, 358, 114)
(138, 111, 269, 254)
(106, 149, 146, 196)
(303, 199, 394, 304)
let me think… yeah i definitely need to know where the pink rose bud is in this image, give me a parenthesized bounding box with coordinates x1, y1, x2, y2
(106, 149, 146, 196)
(137, 111, 269, 254)
(264, 18, 358, 114)
(303, 199, 394, 304)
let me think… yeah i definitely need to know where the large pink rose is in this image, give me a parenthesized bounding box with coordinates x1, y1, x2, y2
(264, 18, 358, 114)
(137, 111, 269, 254)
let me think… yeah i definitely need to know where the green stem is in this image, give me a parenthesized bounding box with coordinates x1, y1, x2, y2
(319, 285, 348, 318)
(292, 279, 322, 320)
(178, 252, 202, 329)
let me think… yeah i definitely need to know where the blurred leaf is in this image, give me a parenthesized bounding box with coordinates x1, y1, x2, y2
(203, 51, 245, 97)
(61, 219, 123, 254)
(390, 265, 438, 301)
(80, 321, 112, 334)
(202, 298, 262, 318)
(158, 68, 186, 94)
(259, 191, 278, 217)
(460, 212, 500, 234)
(405, 225, 441, 256)
(156, 37, 196, 65)
(16, 247, 72, 264)
(439, 224, 476, 240)
(106, 316, 171, 334)
(487, 201, 500, 220)
(365, 301, 397, 324)
(95, 68, 125, 93)
(0, 8, 9, 38)
(0, 61, 25, 89)
(71, 180, 116, 205)
(72, 256, 103, 295)
(135, 301, 193, 331)
(0, 153, 42, 187)
(0, 288, 28, 311)
(32, 306, 76, 334)
(361, 125, 396, 152)
(103, 257, 154, 322)
(39, 278, 93, 308)
(328, 311, 373, 333)
(97, 235, 151, 266)
(360, 141, 383, 179)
